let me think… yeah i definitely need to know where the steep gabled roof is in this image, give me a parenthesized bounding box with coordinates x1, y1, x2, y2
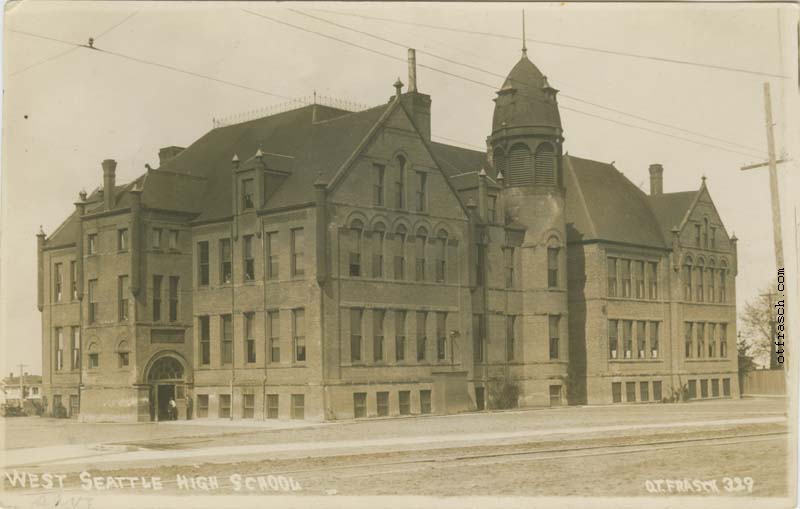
(646, 190, 699, 243)
(429, 141, 487, 178)
(564, 155, 666, 249)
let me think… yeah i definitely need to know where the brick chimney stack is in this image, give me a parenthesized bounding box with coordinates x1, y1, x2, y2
(102, 159, 117, 210)
(649, 164, 663, 196)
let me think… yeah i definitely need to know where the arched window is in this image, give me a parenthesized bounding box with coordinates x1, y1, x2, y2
(534, 143, 556, 185)
(493, 148, 507, 180)
(415, 227, 428, 282)
(147, 356, 184, 382)
(349, 219, 364, 277)
(683, 256, 693, 301)
(394, 224, 407, 280)
(703, 217, 709, 248)
(117, 340, 130, 368)
(372, 222, 386, 278)
(707, 259, 716, 303)
(719, 259, 728, 303)
(395, 155, 406, 209)
(87, 342, 100, 369)
(507, 143, 533, 186)
(435, 229, 448, 283)
(695, 258, 705, 302)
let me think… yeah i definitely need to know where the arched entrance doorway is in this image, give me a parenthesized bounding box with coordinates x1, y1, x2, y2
(146, 356, 185, 421)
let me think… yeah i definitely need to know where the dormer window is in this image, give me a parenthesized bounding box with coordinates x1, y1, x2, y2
(242, 178, 254, 210)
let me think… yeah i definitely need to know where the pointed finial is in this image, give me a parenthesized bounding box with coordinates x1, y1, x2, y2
(255, 148, 263, 159)
(497, 170, 504, 181)
(232, 153, 240, 163)
(79, 189, 87, 201)
(394, 77, 404, 97)
(38, 225, 45, 236)
(701, 174, 707, 184)
(479, 168, 488, 178)
(521, 10, 527, 56)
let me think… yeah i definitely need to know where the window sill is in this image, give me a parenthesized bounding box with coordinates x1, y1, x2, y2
(684, 358, 731, 362)
(609, 358, 664, 363)
(606, 296, 662, 303)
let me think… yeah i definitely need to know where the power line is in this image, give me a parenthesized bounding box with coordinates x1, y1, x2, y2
(310, 7, 791, 80)
(291, 8, 765, 154)
(243, 9, 765, 160)
(7, 28, 293, 100)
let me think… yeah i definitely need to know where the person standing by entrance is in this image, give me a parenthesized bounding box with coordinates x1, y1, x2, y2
(169, 397, 177, 420)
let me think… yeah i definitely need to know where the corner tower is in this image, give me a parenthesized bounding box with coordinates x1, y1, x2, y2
(490, 44, 570, 407)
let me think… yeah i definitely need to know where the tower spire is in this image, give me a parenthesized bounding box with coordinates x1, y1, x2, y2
(521, 10, 527, 56)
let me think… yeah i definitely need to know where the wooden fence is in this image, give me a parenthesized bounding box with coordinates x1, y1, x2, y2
(742, 369, 786, 396)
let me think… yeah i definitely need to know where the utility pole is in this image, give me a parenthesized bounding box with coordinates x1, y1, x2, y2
(740, 82, 790, 270)
(760, 291, 781, 369)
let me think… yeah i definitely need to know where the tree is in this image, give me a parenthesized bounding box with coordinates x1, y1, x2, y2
(740, 283, 776, 368)
(737, 338, 758, 395)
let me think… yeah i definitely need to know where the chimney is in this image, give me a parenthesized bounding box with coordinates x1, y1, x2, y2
(102, 159, 117, 210)
(408, 49, 418, 93)
(158, 146, 185, 166)
(649, 164, 663, 195)
(401, 48, 432, 141)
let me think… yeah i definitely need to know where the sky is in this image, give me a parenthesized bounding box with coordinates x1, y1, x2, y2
(2, 1, 798, 375)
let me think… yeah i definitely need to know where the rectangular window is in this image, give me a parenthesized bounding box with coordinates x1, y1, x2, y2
(415, 171, 427, 212)
(218, 394, 231, 418)
(377, 391, 389, 417)
(245, 312, 256, 364)
(221, 314, 232, 365)
(88, 353, 99, 369)
(712, 378, 720, 397)
(416, 311, 427, 362)
(415, 234, 426, 282)
(608, 319, 618, 359)
(549, 315, 560, 360)
(487, 195, 497, 223)
(242, 393, 255, 419)
(506, 315, 516, 361)
(612, 382, 622, 403)
(547, 248, 559, 288)
(647, 262, 658, 299)
(707, 268, 715, 303)
(710, 227, 717, 249)
(118, 228, 128, 251)
(708, 323, 716, 357)
(291, 228, 305, 277)
(695, 266, 704, 302)
(504, 247, 515, 288)
(353, 392, 367, 418)
(350, 308, 363, 362)
(197, 395, 209, 418)
(625, 382, 636, 402)
(153, 228, 163, 249)
(198, 241, 210, 286)
(435, 237, 446, 283)
(293, 308, 306, 362)
(420, 389, 432, 414)
(152, 275, 162, 322)
(637, 320, 647, 359)
(688, 380, 697, 399)
(621, 259, 631, 298)
(395, 310, 406, 362)
(70, 261, 77, 300)
(219, 239, 232, 284)
(168, 229, 179, 250)
(118, 275, 129, 321)
(700, 379, 709, 398)
(694, 224, 701, 247)
(436, 312, 447, 361)
(71, 326, 81, 370)
(266, 232, 279, 280)
(372, 230, 384, 278)
(623, 320, 633, 359)
(472, 313, 484, 363)
(720, 323, 728, 358)
(394, 231, 405, 280)
(607, 257, 618, 297)
(650, 321, 659, 358)
(291, 394, 304, 419)
(243, 235, 255, 281)
(653, 381, 663, 402)
(168, 276, 179, 322)
(349, 228, 362, 277)
(54, 263, 62, 302)
(118, 351, 129, 367)
(640, 381, 649, 402)
(88, 279, 98, 323)
(373, 164, 385, 206)
(399, 390, 411, 415)
(684, 322, 693, 358)
(634, 260, 645, 299)
(723, 378, 731, 397)
(373, 309, 385, 362)
(683, 264, 692, 301)
(242, 178, 255, 209)
(696, 322, 705, 358)
(719, 269, 727, 302)
(396, 162, 406, 209)
(199, 316, 210, 365)
(266, 394, 279, 419)
(269, 310, 280, 363)
(88, 233, 97, 255)
(55, 328, 64, 371)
